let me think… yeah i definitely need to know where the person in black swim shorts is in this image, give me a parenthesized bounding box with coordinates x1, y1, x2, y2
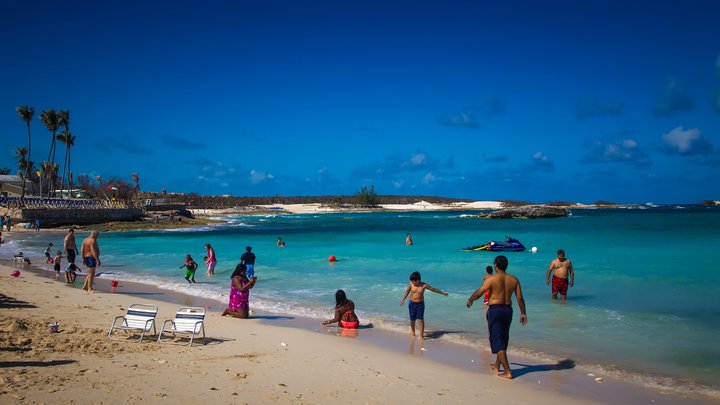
(64, 228, 77, 264)
(466, 255, 527, 379)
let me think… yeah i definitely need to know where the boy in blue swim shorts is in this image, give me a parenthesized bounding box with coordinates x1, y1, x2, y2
(400, 271, 448, 339)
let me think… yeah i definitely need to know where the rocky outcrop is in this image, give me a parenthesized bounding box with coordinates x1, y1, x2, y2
(479, 206, 569, 219)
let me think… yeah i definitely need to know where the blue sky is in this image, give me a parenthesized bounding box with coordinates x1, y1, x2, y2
(1, 0, 719, 203)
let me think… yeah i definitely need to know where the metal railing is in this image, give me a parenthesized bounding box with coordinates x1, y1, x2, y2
(0, 196, 130, 209)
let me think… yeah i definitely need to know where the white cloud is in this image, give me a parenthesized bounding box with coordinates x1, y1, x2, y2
(532, 152, 554, 171)
(533, 152, 550, 163)
(250, 170, 274, 184)
(622, 139, 637, 149)
(437, 111, 480, 128)
(603, 140, 638, 160)
(421, 172, 437, 184)
(660, 127, 713, 156)
(410, 153, 426, 165)
(393, 180, 404, 188)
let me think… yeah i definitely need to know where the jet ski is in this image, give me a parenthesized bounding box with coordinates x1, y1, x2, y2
(462, 237, 526, 252)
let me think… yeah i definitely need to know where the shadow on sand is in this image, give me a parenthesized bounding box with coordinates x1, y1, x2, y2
(111, 292, 165, 296)
(250, 315, 294, 320)
(156, 336, 236, 346)
(423, 330, 464, 339)
(0, 359, 77, 368)
(0, 293, 37, 309)
(510, 359, 576, 378)
(0, 347, 33, 353)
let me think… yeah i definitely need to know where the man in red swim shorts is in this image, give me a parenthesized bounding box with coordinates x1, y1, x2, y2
(545, 249, 574, 301)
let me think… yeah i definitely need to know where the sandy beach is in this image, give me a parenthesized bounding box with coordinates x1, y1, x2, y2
(1, 255, 715, 404)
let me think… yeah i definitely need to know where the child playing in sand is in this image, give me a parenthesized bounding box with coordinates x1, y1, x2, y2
(180, 254, 199, 283)
(65, 263, 80, 283)
(53, 251, 64, 277)
(44, 243, 54, 263)
(400, 271, 448, 338)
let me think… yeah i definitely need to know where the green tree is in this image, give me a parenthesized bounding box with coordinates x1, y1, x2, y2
(57, 110, 70, 196)
(0, 168, 11, 175)
(354, 185, 378, 208)
(16, 105, 35, 196)
(57, 128, 75, 197)
(38, 161, 58, 198)
(47, 163, 59, 196)
(14, 147, 33, 197)
(77, 174, 92, 196)
(131, 172, 140, 191)
(39, 109, 61, 197)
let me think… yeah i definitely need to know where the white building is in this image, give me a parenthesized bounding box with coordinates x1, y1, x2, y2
(0, 175, 28, 196)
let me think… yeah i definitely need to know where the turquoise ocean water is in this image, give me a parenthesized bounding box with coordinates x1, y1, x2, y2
(4, 206, 720, 396)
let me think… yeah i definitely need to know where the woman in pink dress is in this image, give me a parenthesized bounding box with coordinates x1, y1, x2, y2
(221, 264, 257, 318)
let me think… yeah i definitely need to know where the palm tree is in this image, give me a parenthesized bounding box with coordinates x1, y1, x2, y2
(39, 109, 61, 197)
(57, 110, 71, 196)
(67, 133, 76, 196)
(39, 161, 52, 198)
(47, 163, 59, 197)
(16, 105, 35, 195)
(57, 129, 75, 197)
(68, 171, 74, 197)
(14, 147, 30, 197)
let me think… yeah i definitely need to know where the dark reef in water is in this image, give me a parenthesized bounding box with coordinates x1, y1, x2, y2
(479, 206, 569, 219)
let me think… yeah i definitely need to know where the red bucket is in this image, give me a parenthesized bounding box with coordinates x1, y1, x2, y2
(111, 280, 119, 287)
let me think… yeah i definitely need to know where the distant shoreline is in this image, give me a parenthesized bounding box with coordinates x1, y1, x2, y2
(2, 200, 714, 233)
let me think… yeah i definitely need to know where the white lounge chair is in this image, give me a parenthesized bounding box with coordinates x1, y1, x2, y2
(157, 307, 206, 346)
(12, 253, 25, 266)
(108, 304, 158, 342)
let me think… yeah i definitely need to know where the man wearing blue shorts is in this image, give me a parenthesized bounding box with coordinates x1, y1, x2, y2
(80, 231, 101, 293)
(466, 255, 527, 379)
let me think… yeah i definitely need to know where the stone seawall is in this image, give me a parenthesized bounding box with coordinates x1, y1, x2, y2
(15, 208, 144, 227)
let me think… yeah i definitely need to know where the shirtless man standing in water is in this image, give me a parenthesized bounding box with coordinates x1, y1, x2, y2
(545, 249, 574, 301)
(81, 231, 101, 293)
(467, 255, 527, 379)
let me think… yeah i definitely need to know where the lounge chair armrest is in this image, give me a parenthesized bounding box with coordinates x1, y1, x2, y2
(193, 320, 204, 332)
(111, 316, 126, 327)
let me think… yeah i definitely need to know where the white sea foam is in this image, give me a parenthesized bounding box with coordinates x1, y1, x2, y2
(161, 225, 221, 233)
